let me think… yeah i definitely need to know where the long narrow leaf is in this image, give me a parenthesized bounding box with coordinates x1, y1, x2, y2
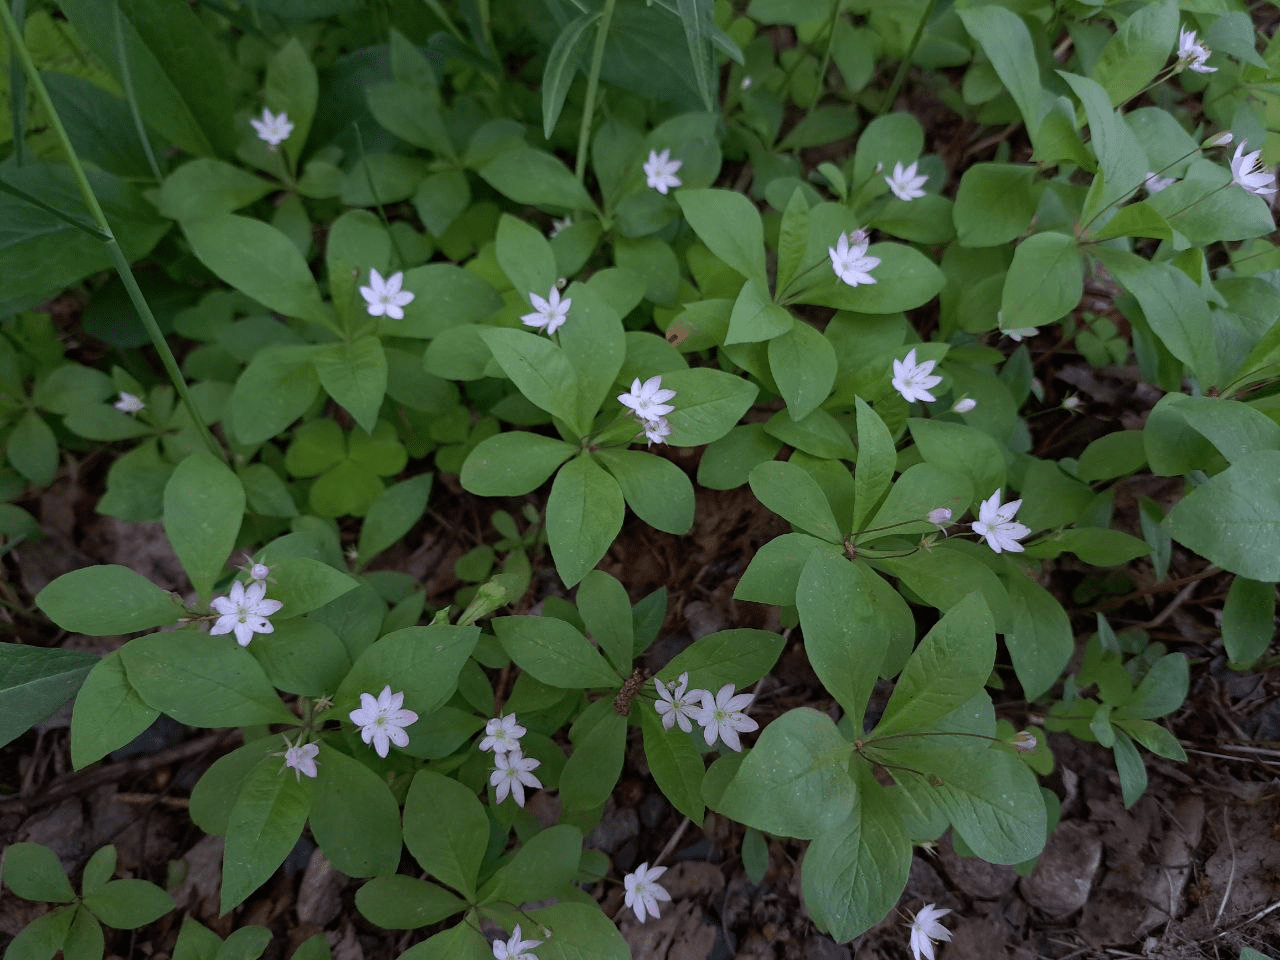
(8, 0, 26, 165)
(677, 0, 715, 111)
(542, 11, 600, 139)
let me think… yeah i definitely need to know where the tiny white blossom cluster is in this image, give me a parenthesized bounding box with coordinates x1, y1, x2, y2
(480, 714, 543, 807)
(653, 674, 759, 752)
(618, 374, 676, 446)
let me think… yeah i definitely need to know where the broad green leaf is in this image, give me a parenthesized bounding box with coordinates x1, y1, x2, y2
(266, 38, 318, 165)
(187, 737, 276, 837)
(1059, 72, 1149, 222)
(312, 337, 387, 434)
(659, 628, 786, 692)
(1112, 731, 1148, 808)
(308, 745, 401, 877)
(957, 6, 1044, 140)
(81, 847, 116, 900)
(796, 552, 887, 724)
(749, 460, 842, 543)
(559, 701, 627, 810)
(801, 244, 944, 314)
(355, 875, 466, 929)
(1145, 395, 1280, 471)
(228, 345, 321, 446)
(36, 565, 183, 636)
(575, 570, 635, 675)
(545, 453, 625, 587)
(527, 901, 632, 960)
(876, 545, 1009, 626)
(64, 905, 104, 960)
(479, 824, 583, 905)
(182, 215, 328, 326)
(69, 650, 159, 769)
(43, 73, 159, 180)
(222, 757, 312, 913)
(1089, 0, 1177, 106)
(1001, 571, 1072, 701)
(558, 283, 626, 427)
(157, 159, 273, 222)
(478, 148, 594, 210)
(1117, 653, 1188, 720)
(357, 474, 434, 567)
(0, 645, 97, 751)
(82, 879, 174, 928)
(863, 463, 973, 542)
(257, 556, 359, 618)
(908, 419, 1005, 505)
(396, 924, 491, 960)
(952, 164, 1040, 248)
(1000, 232, 1082, 331)
(727, 279, 793, 345)
(1222, 577, 1275, 666)
(1077, 430, 1148, 482)
(676, 189, 767, 288)
(1, 904, 75, 958)
(163, 452, 245, 603)
(1, 842, 77, 902)
(733, 533, 832, 606)
(395, 265, 502, 339)
(698, 423, 783, 491)
(542, 12, 600, 138)
(715, 708, 854, 839)
(492, 615, 618, 688)
(1024, 528, 1149, 566)
(479, 328, 583, 432)
(367, 82, 452, 156)
(851, 398, 895, 532)
(800, 767, 909, 943)
(249, 619, 351, 697)
(764, 407, 853, 459)
(495, 215, 557, 302)
(403, 770, 489, 898)
(1164, 451, 1280, 580)
(336, 625, 481, 718)
(1089, 202, 1172, 242)
(6, 411, 55, 488)
(119, 630, 295, 727)
(596, 448, 695, 535)
(768, 321, 837, 421)
(872, 593, 994, 738)
(640, 705, 705, 823)
(326, 211, 391, 325)
(775, 186, 810, 295)
(460, 432, 576, 496)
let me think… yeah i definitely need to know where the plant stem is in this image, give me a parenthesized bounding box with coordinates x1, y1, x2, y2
(8, 0, 25, 166)
(808, 0, 842, 111)
(881, 0, 937, 113)
(0, 0, 222, 461)
(574, 0, 617, 184)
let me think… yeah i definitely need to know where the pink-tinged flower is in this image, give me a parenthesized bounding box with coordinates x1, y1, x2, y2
(643, 416, 672, 446)
(349, 686, 418, 758)
(282, 739, 319, 781)
(691, 684, 758, 751)
(654, 673, 703, 733)
(644, 149, 683, 194)
(828, 231, 880, 287)
(359, 268, 415, 319)
(1176, 26, 1216, 74)
(885, 160, 928, 201)
(491, 923, 542, 960)
(209, 580, 283, 647)
(971, 489, 1031, 554)
(250, 108, 293, 147)
(908, 903, 953, 960)
(520, 286, 571, 335)
(623, 862, 672, 922)
(927, 507, 953, 527)
(479, 714, 526, 755)
(618, 375, 676, 423)
(891, 348, 942, 404)
(1229, 141, 1277, 197)
(490, 749, 542, 807)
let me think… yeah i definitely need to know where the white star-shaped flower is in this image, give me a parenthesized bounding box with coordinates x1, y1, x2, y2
(359, 268, 416, 320)
(891, 348, 943, 404)
(623, 862, 672, 923)
(478, 714, 526, 755)
(644, 148, 683, 195)
(828, 231, 880, 287)
(885, 160, 928, 201)
(971, 488, 1031, 554)
(908, 903, 953, 960)
(1143, 172, 1176, 194)
(1176, 26, 1216, 74)
(643, 416, 671, 446)
(618, 375, 676, 423)
(250, 107, 294, 148)
(1005, 327, 1038, 342)
(349, 685, 419, 758)
(654, 673, 704, 733)
(1229, 141, 1278, 197)
(113, 391, 145, 414)
(492, 924, 542, 960)
(281, 738, 319, 781)
(490, 749, 542, 807)
(691, 683, 758, 752)
(520, 286, 571, 335)
(209, 580, 283, 647)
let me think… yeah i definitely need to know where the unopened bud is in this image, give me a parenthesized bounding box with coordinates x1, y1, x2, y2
(741, 75, 753, 90)
(927, 507, 953, 526)
(250, 562, 270, 582)
(1062, 395, 1082, 412)
(1011, 731, 1038, 752)
(1203, 130, 1233, 148)
(952, 397, 977, 414)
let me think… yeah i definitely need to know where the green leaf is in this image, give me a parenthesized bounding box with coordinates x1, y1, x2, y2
(492, 615, 618, 688)
(460, 432, 576, 497)
(733, 533, 831, 606)
(81, 847, 116, 899)
(36, 565, 183, 636)
(559, 701, 627, 810)
(1024, 528, 1149, 566)
(907, 419, 1005, 505)
(367, 83, 451, 156)
(63, 905, 104, 960)
(558, 283, 626, 427)
(0, 645, 97, 751)
(187, 737, 275, 836)
(479, 328, 582, 432)
(221, 757, 312, 913)
(575, 570, 635, 676)
(3, 904, 75, 959)
(82, 879, 174, 929)
(478, 824, 583, 905)
(249, 619, 351, 697)
(727, 279, 793, 345)
(957, 7, 1043, 143)
(800, 768, 910, 943)
(266, 38, 318, 166)
(1112, 731, 1148, 808)
(336, 625, 481, 718)
(1222, 576, 1275, 667)
(1088, 0, 1177, 106)
(768, 321, 837, 421)
(69, 651, 159, 769)
(228, 345, 321, 446)
(355, 875, 466, 929)
(403, 770, 489, 898)
(1077, 430, 1148, 482)
(545, 453, 625, 587)
(872, 593, 995, 738)
(258, 556, 359, 618)
(528, 902, 632, 960)
(1089, 202, 1172, 242)
(182, 215, 327, 325)
(640, 705, 705, 823)
(542, 12, 600, 139)
(676, 189, 767, 288)
(309, 744, 402, 878)
(953, 163, 1041, 248)
(43, 73, 159, 180)
(697, 423, 782, 491)
(1, 842, 76, 902)
(802, 244, 944, 314)
(7, 410, 58, 487)
(163, 452, 245, 604)
(714, 708, 854, 839)
(312, 337, 386, 434)
(1164, 451, 1280, 580)
(659, 628, 786, 692)
(1002, 572, 1072, 701)
(357, 474, 434, 567)
(852, 398, 895, 532)
(596, 449, 695, 535)
(119, 630, 295, 726)
(495, 214, 557, 302)
(1117, 653, 1188, 720)
(1059, 72, 1149, 222)
(478, 148, 594, 211)
(1000, 232, 1083, 331)
(395, 924, 491, 960)
(157, 159, 273, 222)
(749, 460, 842, 543)
(796, 552, 886, 724)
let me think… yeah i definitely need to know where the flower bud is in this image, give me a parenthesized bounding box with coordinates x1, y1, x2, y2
(1011, 730, 1038, 752)
(1061, 395, 1082, 412)
(927, 507, 953, 526)
(952, 397, 977, 413)
(1202, 130, 1233, 148)
(250, 562, 270, 582)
